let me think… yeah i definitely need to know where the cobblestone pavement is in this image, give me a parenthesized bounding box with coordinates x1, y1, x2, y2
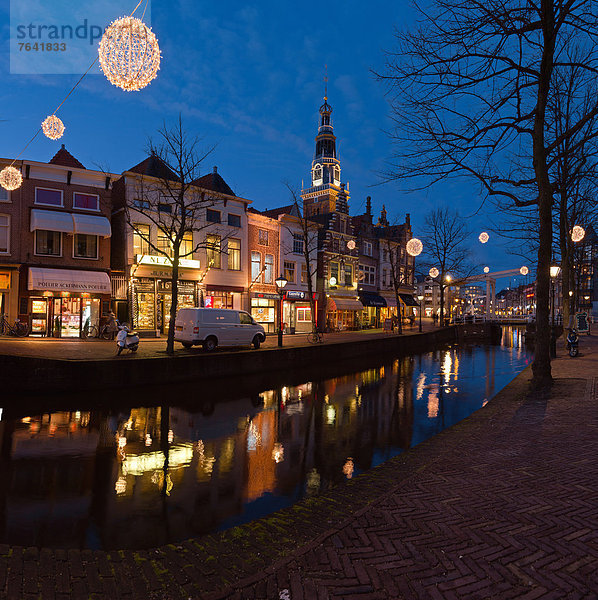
(2, 332, 596, 600)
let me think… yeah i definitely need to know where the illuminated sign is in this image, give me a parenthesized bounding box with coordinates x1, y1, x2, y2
(136, 254, 200, 269)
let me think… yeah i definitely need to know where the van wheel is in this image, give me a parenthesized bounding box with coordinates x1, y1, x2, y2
(182, 342, 193, 349)
(203, 337, 217, 352)
(252, 335, 261, 349)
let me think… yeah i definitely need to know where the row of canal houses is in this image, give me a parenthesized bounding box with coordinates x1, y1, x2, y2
(0, 98, 416, 338)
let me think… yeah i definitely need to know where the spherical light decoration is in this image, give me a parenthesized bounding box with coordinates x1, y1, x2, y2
(0, 166, 23, 191)
(483, 266, 490, 273)
(429, 267, 439, 278)
(346, 240, 356, 250)
(520, 266, 529, 276)
(98, 16, 161, 92)
(571, 225, 586, 243)
(479, 232, 489, 244)
(406, 238, 423, 257)
(41, 115, 65, 140)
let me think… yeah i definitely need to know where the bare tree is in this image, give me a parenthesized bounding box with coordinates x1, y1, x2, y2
(420, 208, 476, 326)
(127, 117, 215, 355)
(378, 0, 598, 388)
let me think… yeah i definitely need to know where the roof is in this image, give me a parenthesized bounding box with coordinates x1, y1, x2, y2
(193, 168, 235, 196)
(49, 145, 86, 170)
(127, 154, 179, 182)
(261, 204, 301, 219)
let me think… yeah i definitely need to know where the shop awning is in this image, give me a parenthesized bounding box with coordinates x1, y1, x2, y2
(28, 267, 111, 293)
(358, 292, 387, 307)
(399, 294, 420, 307)
(72, 213, 112, 238)
(328, 297, 364, 311)
(30, 209, 74, 233)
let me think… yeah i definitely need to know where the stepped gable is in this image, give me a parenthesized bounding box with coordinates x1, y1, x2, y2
(48, 144, 86, 169)
(194, 166, 235, 196)
(128, 154, 179, 182)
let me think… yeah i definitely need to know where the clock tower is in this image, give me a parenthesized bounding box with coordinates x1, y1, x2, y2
(301, 95, 347, 217)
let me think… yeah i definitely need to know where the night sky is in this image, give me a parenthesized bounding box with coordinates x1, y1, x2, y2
(0, 0, 529, 285)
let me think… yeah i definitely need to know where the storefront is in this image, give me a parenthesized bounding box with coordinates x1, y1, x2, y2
(399, 294, 420, 321)
(26, 267, 110, 338)
(358, 291, 386, 328)
(325, 296, 364, 331)
(204, 285, 244, 312)
(251, 293, 278, 334)
(0, 267, 19, 321)
(282, 290, 316, 334)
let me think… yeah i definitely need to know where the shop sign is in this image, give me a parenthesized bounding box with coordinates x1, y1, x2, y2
(285, 290, 306, 300)
(253, 293, 280, 300)
(135, 254, 200, 269)
(134, 278, 155, 293)
(158, 280, 196, 294)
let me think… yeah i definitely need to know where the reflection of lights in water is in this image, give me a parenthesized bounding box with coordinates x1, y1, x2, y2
(416, 372, 426, 401)
(122, 444, 194, 476)
(298, 389, 302, 400)
(247, 422, 262, 451)
(168, 429, 174, 444)
(306, 468, 320, 495)
(482, 399, 488, 407)
(442, 352, 452, 384)
(454, 355, 459, 380)
(21, 417, 31, 423)
(272, 442, 284, 463)
(324, 394, 330, 404)
(453, 387, 458, 393)
(281, 387, 289, 405)
(145, 434, 152, 447)
(115, 477, 127, 495)
(380, 366, 385, 379)
(75, 412, 81, 420)
(355, 385, 359, 396)
(343, 458, 354, 479)
(126, 420, 133, 430)
(48, 424, 57, 436)
(151, 471, 174, 496)
(118, 436, 127, 449)
(326, 405, 336, 425)
(29, 422, 40, 434)
(427, 385, 439, 418)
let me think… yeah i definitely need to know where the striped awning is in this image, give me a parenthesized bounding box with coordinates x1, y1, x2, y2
(328, 297, 364, 311)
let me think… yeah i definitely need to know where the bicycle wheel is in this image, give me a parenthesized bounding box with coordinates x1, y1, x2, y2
(100, 326, 112, 340)
(88, 324, 99, 338)
(15, 321, 30, 337)
(307, 332, 321, 344)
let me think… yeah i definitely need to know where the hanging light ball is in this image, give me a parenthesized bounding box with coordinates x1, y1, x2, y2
(41, 115, 65, 140)
(98, 16, 161, 92)
(0, 166, 23, 191)
(429, 267, 439, 278)
(520, 266, 529, 276)
(479, 232, 489, 244)
(571, 225, 586, 243)
(406, 238, 423, 257)
(483, 266, 490, 273)
(346, 240, 356, 250)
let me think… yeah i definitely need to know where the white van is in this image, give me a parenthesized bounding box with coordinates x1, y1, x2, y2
(174, 308, 266, 351)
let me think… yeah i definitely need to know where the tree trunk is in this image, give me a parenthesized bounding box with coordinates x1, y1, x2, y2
(439, 284, 445, 327)
(166, 250, 180, 355)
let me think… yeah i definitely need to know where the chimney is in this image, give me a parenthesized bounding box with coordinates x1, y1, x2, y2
(213, 166, 218, 174)
(366, 196, 372, 216)
(406, 213, 410, 227)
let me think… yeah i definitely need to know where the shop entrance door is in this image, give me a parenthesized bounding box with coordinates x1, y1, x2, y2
(0, 292, 5, 316)
(53, 298, 82, 338)
(30, 298, 49, 336)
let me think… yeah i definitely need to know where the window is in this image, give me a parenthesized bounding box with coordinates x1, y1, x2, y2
(330, 262, 339, 284)
(293, 233, 304, 254)
(240, 312, 253, 325)
(35, 188, 63, 207)
(301, 263, 308, 284)
(265, 254, 274, 284)
(228, 213, 241, 227)
(363, 241, 373, 257)
(74, 234, 98, 259)
(228, 238, 241, 270)
(359, 264, 376, 285)
(207, 209, 221, 223)
(0, 189, 8, 202)
(133, 224, 151, 256)
(382, 268, 388, 287)
(251, 251, 261, 282)
(35, 230, 61, 256)
(134, 198, 150, 210)
(258, 229, 269, 246)
(297, 307, 312, 322)
(344, 264, 353, 286)
(206, 234, 221, 268)
(158, 203, 172, 214)
(284, 261, 295, 283)
(180, 231, 193, 257)
(0, 215, 9, 253)
(157, 228, 173, 257)
(73, 192, 99, 211)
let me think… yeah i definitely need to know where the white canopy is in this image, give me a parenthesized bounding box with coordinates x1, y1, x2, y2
(30, 209, 73, 233)
(328, 297, 364, 311)
(28, 267, 111, 293)
(72, 213, 112, 238)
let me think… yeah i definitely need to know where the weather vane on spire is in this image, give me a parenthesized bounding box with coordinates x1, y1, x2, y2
(324, 64, 328, 101)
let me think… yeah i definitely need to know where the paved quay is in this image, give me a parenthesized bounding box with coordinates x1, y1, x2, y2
(1, 328, 597, 599)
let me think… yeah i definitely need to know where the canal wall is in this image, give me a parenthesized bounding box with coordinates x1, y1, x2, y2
(1, 324, 499, 398)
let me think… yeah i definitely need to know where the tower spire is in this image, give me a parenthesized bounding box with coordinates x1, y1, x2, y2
(324, 64, 328, 101)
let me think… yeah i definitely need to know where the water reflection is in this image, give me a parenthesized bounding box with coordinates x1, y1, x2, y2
(0, 328, 530, 550)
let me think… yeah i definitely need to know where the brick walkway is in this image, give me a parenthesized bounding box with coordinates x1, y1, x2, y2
(1, 333, 597, 600)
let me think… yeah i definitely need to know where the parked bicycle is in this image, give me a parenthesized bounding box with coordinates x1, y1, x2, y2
(0, 315, 30, 337)
(306, 330, 324, 344)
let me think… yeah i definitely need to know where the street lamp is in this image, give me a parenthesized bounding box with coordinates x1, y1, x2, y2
(550, 262, 560, 358)
(275, 275, 288, 348)
(417, 294, 424, 332)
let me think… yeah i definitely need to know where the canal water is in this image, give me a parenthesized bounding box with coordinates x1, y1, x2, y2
(0, 327, 530, 550)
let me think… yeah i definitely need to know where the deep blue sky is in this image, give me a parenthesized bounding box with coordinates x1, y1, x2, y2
(0, 0, 527, 283)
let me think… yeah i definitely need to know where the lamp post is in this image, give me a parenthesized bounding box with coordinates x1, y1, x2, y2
(417, 294, 424, 332)
(275, 275, 288, 348)
(550, 263, 560, 358)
